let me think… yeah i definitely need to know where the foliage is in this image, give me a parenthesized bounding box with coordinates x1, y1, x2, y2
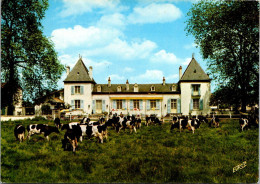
(1, 119, 258, 183)
(1, 0, 65, 114)
(31, 116, 46, 121)
(41, 105, 51, 115)
(186, 0, 259, 112)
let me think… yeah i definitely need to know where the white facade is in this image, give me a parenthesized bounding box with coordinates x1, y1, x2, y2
(63, 57, 211, 117)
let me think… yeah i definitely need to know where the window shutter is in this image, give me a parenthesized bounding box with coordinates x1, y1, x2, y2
(147, 100, 150, 110)
(102, 100, 105, 112)
(156, 100, 160, 110)
(130, 100, 133, 110)
(167, 99, 171, 113)
(80, 100, 84, 110)
(71, 86, 74, 95)
(122, 100, 126, 109)
(190, 99, 193, 111)
(71, 100, 74, 109)
(139, 100, 143, 110)
(199, 99, 203, 110)
(92, 100, 96, 114)
(113, 100, 116, 109)
(80, 86, 84, 94)
(191, 85, 193, 96)
(177, 99, 181, 113)
(198, 85, 201, 96)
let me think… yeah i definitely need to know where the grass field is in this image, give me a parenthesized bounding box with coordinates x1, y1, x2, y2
(1, 118, 259, 183)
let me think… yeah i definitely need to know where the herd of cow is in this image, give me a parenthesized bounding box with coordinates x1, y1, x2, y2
(13, 114, 258, 153)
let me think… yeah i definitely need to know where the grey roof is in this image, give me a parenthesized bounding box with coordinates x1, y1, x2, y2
(92, 83, 179, 94)
(180, 57, 210, 81)
(64, 58, 95, 83)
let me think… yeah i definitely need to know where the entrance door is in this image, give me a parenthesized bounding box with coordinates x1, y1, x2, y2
(96, 100, 102, 114)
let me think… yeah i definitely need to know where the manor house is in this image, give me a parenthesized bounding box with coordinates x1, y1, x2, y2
(64, 55, 211, 117)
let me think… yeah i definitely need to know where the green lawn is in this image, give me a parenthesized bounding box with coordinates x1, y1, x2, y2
(1, 118, 259, 183)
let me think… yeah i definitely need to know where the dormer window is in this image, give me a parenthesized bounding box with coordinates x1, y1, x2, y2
(151, 85, 155, 91)
(172, 85, 176, 91)
(117, 86, 122, 92)
(134, 83, 138, 92)
(97, 85, 101, 92)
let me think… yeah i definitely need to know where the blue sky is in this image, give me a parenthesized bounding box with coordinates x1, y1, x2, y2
(42, 0, 213, 90)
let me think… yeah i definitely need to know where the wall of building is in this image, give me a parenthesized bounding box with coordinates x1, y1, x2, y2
(64, 83, 93, 114)
(180, 82, 211, 116)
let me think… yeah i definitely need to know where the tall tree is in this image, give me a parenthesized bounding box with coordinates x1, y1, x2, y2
(1, 0, 64, 114)
(186, 0, 259, 112)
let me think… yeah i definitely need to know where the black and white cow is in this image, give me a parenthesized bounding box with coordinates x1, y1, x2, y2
(209, 117, 220, 128)
(145, 115, 151, 126)
(62, 128, 79, 153)
(198, 115, 208, 124)
(136, 118, 142, 129)
(54, 118, 61, 129)
(85, 124, 106, 143)
(27, 124, 59, 141)
(117, 117, 137, 133)
(61, 123, 82, 142)
(14, 125, 25, 142)
(239, 118, 249, 131)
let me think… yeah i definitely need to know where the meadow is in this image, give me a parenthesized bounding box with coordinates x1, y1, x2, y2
(1, 117, 259, 183)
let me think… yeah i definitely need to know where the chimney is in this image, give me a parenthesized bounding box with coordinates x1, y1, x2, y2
(163, 77, 165, 85)
(179, 66, 182, 80)
(89, 66, 93, 79)
(126, 79, 129, 91)
(66, 66, 70, 76)
(108, 77, 111, 87)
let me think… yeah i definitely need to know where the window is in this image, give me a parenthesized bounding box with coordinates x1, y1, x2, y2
(151, 86, 155, 91)
(75, 86, 81, 94)
(117, 100, 122, 109)
(75, 100, 80, 108)
(171, 99, 177, 109)
(193, 85, 199, 92)
(97, 85, 101, 92)
(150, 100, 156, 109)
(133, 100, 139, 109)
(117, 86, 121, 92)
(172, 85, 176, 91)
(134, 83, 138, 92)
(193, 99, 199, 109)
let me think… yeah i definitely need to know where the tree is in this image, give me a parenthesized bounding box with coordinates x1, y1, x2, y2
(1, 0, 64, 114)
(186, 0, 259, 112)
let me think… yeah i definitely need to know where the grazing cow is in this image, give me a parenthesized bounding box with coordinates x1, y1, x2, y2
(86, 124, 106, 143)
(62, 128, 78, 153)
(136, 118, 142, 129)
(80, 117, 90, 125)
(27, 124, 59, 141)
(188, 118, 200, 134)
(145, 115, 151, 126)
(210, 117, 220, 128)
(178, 116, 189, 133)
(170, 116, 179, 131)
(198, 115, 208, 124)
(239, 118, 249, 131)
(61, 123, 82, 142)
(54, 118, 61, 129)
(117, 117, 137, 133)
(14, 125, 25, 142)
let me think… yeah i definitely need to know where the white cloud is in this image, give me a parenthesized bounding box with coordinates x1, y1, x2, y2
(128, 3, 182, 24)
(130, 70, 164, 83)
(123, 67, 134, 73)
(108, 74, 125, 82)
(166, 74, 179, 81)
(58, 54, 112, 72)
(51, 25, 122, 50)
(150, 50, 179, 64)
(182, 57, 191, 66)
(60, 0, 125, 17)
(184, 43, 197, 49)
(97, 13, 126, 29)
(86, 38, 157, 60)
